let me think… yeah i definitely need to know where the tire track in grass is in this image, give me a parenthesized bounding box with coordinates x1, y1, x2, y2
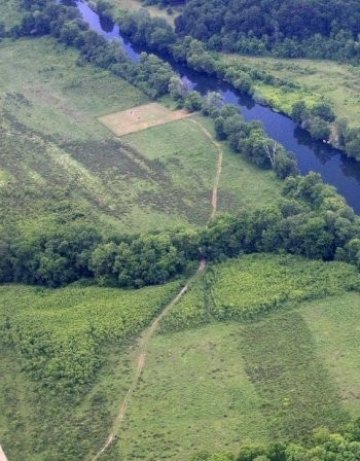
(92, 118, 224, 460)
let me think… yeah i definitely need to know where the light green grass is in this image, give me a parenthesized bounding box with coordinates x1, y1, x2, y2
(0, 38, 147, 140)
(109, 0, 180, 25)
(123, 118, 219, 225)
(0, 38, 210, 232)
(301, 293, 360, 417)
(0, 282, 179, 461)
(162, 253, 360, 329)
(116, 323, 269, 461)
(221, 54, 360, 126)
(193, 114, 282, 213)
(0, 0, 22, 29)
(123, 115, 282, 225)
(115, 297, 356, 460)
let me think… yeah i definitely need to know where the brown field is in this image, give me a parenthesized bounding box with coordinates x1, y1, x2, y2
(99, 102, 192, 136)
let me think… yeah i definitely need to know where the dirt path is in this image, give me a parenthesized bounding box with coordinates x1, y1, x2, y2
(92, 260, 207, 461)
(189, 119, 224, 220)
(92, 119, 223, 460)
(0, 446, 8, 461)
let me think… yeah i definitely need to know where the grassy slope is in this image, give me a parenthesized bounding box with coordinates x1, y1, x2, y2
(0, 282, 179, 461)
(301, 293, 360, 417)
(221, 54, 360, 127)
(0, 38, 282, 234)
(116, 298, 357, 461)
(112, 256, 360, 461)
(162, 253, 360, 330)
(123, 114, 281, 224)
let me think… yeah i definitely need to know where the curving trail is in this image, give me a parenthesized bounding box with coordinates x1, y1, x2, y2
(92, 118, 223, 461)
(92, 261, 206, 461)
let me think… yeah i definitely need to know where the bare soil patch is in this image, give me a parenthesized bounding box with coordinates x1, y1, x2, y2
(98, 103, 191, 136)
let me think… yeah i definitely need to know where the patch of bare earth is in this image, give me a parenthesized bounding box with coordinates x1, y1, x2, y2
(98, 102, 192, 136)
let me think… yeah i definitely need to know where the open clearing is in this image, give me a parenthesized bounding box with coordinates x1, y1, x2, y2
(221, 54, 360, 126)
(108, 0, 180, 25)
(0, 282, 180, 461)
(112, 256, 360, 461)
(99, 103, 192, 136)
(0, 38, 280, 234)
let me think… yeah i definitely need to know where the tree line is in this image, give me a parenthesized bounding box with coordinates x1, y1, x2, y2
(1, 172, 360, 288)
(190, 420, 360, 461)
(291, 100, 360, 161)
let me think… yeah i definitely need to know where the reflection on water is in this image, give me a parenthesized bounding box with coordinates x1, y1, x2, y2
(71, 0, 360, 213)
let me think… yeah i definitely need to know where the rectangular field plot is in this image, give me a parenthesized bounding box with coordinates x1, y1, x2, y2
(99, 102, 191, 136)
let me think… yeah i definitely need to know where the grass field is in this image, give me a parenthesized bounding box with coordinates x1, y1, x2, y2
(161, 253, 360, 330)
(114, 291, 359, 461)
(221, 54, 360, 127)
(0, 0, 22, 30)
(0, 38, 282, 234)
(109, 0, 180, 25)
(1, 255, 359, 460)
(0, 282, 180, 461)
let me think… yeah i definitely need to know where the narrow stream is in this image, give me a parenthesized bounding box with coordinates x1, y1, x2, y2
(74, 0, 360, 213)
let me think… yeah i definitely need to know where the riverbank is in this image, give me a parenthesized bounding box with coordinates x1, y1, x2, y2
(103, 0, 359, 159)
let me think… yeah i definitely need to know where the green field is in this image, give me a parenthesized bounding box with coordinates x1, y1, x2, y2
(1, 253, 359, 460)
(0, 0, 23, 30)
(161, 253, 360, 330)
(221, 54, 360, 127)
(114, 291, 359, 461)
(0, 282, 179, 461)
(109, 0, 180, 25)
(0, 38, 282, 235)
(123, 114, 281, 223)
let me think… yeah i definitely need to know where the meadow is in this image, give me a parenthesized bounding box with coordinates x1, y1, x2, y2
(161, 253, 360, 330)
(114, 290, 359, 461)
(1, 254, 359, 460)
(0, 0, 22, 30)
(108, 0, 180, 25)
(221, 54, 360, 127)
(0, 282, 180, 461)
(0, 38, 282, 235)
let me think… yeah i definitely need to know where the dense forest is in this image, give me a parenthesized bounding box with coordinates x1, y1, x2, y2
(174, 0, 360, 60)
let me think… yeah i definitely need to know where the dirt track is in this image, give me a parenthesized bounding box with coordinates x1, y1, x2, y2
(92, 119, 224, 460)
(0, 445, 8, 461)
(189, 119, 223, 221)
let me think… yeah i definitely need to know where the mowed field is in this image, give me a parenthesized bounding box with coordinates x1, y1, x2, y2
(112, 255, 360, 461)
(99, 103, 191, 136)
(221, 54, 360, 126)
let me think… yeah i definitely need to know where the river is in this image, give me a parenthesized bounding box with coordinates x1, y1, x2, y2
(75, 0, 360, 213)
